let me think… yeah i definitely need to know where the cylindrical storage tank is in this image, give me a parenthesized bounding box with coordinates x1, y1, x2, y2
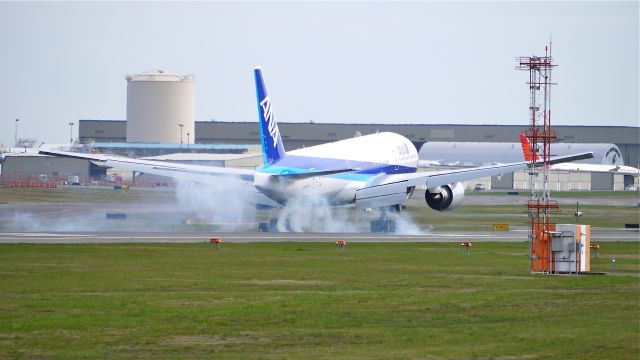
(126, 70, 195, 144)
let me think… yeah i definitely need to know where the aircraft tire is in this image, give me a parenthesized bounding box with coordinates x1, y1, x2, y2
(388, 220, 396, 233)
(370, 220, 381, 233)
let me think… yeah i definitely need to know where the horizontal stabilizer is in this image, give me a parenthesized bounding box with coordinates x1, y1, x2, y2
(542, 152, 594, 166)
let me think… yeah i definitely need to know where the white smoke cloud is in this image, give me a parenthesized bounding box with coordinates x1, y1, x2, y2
(3, 178, 426, 235)
(274, 191, 425, 234)
(174, 178, 258, 231)
(391, 211, 425, 235)
(276, 194, 365, 233)
(8, 212, 103, 232)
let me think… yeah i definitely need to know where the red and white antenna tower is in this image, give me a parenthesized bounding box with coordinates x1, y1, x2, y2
(516, 43, 558, 273)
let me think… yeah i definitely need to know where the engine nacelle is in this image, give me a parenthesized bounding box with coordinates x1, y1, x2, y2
(424, 182, 465, 211)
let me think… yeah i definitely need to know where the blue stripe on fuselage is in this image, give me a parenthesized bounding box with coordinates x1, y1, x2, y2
(256, 154, 416, 181)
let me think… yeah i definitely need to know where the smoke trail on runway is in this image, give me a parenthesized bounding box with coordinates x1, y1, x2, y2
(275, 192, 424, 234)
(3, 179, 425, 234)
(276, 194, 367, 233)
(6, 203, 196, 232)
(174, 178, 257, 231)
(391, 212, 425, 235)
(9, 212, 99, 232)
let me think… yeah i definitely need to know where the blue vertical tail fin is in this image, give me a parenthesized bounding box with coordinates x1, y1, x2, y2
(254, 66, 286, 165)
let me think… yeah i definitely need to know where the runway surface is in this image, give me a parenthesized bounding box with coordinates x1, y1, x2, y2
(1, 190, 637, 243)
(0, 229, 637, 244)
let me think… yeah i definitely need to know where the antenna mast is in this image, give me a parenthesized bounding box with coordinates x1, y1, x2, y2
(516, 43, 558, 273)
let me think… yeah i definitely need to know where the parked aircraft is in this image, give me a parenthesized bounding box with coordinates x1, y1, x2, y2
(519, 133, 639, 175)
(418, 141, 625, 168)
(39, 67, 593, 232)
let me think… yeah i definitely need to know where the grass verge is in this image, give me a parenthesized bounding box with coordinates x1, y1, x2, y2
(0, 242, 638, 359)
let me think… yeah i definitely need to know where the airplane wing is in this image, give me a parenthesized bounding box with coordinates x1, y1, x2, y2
(38, 149, 356, 185)
(38, 149, 255, 184)
(550, 163, 640, 175)
(38, 148, 286, 208)
(376, 152, 593, 188)
(354, 152, 594, 208)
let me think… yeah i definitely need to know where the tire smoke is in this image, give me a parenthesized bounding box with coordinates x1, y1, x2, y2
(174, 178, 257, 231)
(275, 192, 425, 234)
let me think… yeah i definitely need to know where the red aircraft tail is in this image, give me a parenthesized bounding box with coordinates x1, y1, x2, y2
(519, 133, 541, 162)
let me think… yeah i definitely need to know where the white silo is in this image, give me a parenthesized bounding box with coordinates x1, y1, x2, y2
(126, 70, 195, 144)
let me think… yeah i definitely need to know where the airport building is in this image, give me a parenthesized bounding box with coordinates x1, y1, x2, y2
(0, 152, 104, 182)
(2, 120, 637, 191)
(72, 120, 639, 191)
(78, 121, 639, 168)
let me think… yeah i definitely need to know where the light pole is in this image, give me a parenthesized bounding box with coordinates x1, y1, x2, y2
(178, 123, 184, 149)
(68, 122, 74, 145)
(187, 132, 190, 149)
(15, 119, 19, 147)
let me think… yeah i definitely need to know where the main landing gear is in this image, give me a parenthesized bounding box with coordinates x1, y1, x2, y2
(258, 219, 277, 232)
(258, 218, 291, 232)
(370, 207, 398, 233)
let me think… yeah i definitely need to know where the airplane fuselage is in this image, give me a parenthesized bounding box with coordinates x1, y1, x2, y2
(253, 132, 419, 205)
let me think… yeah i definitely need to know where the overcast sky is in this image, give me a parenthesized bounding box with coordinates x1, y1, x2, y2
(0, 1, 638, 146)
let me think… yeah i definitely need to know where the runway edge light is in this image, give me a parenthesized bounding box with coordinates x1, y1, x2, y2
(335, 241, 347, 253)
(460, 242, 472, 256)
(210, 237, 223, 250)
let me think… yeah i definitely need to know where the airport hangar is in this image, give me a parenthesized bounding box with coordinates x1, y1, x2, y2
(78, 120, 640, 166)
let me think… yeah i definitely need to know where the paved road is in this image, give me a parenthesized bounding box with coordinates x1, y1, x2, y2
(0, 229, 637, 244)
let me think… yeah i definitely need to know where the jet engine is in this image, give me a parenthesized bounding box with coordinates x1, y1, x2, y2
(424, 182, 465, 211)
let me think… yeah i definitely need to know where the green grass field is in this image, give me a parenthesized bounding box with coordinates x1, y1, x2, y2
(0, 242, 638, 359)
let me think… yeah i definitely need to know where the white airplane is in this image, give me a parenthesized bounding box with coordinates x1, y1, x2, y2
(39, 67, 593, 232)
(519, 133, 639, 175)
